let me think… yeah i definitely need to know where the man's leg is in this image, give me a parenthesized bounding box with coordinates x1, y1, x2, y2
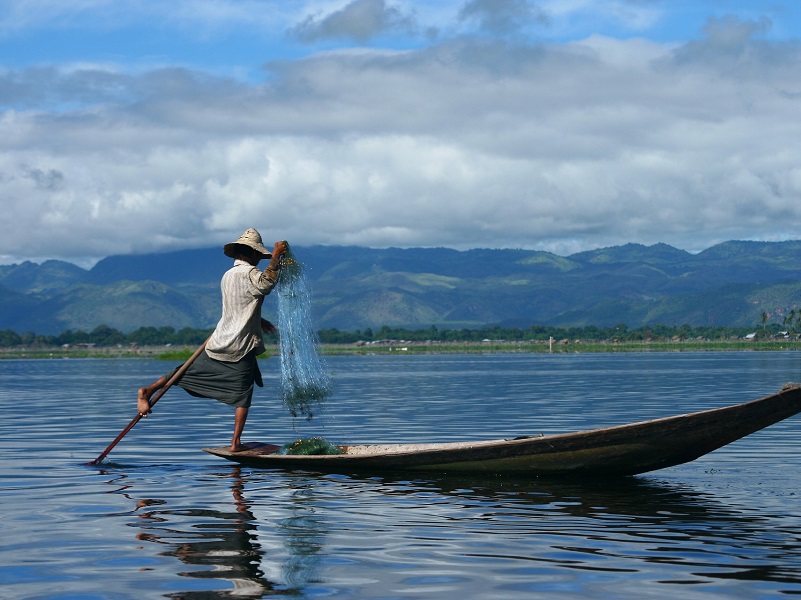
(231, 406, 249, 452)
(137, 376, 168, 417)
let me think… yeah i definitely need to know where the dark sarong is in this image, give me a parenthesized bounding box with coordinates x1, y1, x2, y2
(165, 350, 263, 409)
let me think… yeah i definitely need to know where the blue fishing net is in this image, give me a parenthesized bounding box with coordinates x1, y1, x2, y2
(276, 245, 333, 419)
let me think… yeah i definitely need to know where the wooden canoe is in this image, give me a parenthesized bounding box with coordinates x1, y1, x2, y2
(203, 384, 801, 477)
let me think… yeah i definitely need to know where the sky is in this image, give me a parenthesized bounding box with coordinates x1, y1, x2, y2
(2, 0, 801, 266)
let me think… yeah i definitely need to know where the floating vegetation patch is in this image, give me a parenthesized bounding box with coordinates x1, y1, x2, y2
(276, 244, 333, 419)
(279, 437, 343, 455)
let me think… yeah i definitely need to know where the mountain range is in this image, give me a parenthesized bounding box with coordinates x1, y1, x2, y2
(2, 240, 801, 335)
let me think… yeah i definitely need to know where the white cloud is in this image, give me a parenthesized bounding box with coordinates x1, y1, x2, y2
(2, 4, 801, 264)
(290, 0, 419, 43)
(457, 0, 548, 36)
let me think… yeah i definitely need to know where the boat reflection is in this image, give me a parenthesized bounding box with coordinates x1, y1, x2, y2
(399, 472, 801, 588)
(119, 467, 801, 596)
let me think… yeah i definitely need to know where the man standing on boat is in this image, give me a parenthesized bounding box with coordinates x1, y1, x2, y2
(136, 228, 287, 452)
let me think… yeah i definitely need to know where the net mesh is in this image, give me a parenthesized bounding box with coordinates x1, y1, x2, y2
(275, 244, 332, 419)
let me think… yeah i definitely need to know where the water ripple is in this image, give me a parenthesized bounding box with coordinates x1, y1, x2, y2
(2, 353, 801, 598)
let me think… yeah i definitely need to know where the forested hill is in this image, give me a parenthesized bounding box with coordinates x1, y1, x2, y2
(2, 240, 801, 335)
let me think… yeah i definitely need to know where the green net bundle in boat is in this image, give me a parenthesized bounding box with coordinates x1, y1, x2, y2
(280, 437, 343, 455)
(276, 244, 333, 419)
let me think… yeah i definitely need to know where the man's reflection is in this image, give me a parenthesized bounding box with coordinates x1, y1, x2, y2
(132, 467, 326, 598)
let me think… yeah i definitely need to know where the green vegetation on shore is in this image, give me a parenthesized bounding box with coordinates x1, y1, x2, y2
(1, 322, 799, 359)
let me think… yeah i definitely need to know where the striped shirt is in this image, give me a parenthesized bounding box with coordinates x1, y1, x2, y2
(205, 259, 279, 362)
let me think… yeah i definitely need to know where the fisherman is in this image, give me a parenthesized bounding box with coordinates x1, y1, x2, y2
(136, 228, 288, 452)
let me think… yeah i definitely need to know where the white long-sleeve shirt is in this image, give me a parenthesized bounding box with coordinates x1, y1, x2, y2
(205, 259, 279, 362)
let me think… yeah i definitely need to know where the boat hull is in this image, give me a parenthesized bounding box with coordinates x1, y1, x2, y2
(203, 385, 801, 476)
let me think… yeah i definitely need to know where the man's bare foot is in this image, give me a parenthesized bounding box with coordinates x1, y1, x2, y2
(137, 388, 152, 417)
(230, 443, 248, 452)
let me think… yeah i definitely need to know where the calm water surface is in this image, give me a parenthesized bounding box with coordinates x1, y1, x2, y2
(2, 352, 801, 599)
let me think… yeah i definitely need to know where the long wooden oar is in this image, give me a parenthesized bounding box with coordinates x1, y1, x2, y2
(87, 339, 208, 465)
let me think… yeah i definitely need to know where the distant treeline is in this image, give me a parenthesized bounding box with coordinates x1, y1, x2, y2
(0, 322, 786, 349)
(318, 323, 766, 344)
(0, 325, 212, 348)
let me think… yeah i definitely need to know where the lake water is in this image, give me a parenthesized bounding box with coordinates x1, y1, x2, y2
(2, 351, 801, 599)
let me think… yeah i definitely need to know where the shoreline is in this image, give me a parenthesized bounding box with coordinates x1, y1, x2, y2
(1, 338, 799, 359)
